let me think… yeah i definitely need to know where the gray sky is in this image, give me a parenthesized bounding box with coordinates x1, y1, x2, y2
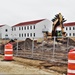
(0, 0, 75, 26)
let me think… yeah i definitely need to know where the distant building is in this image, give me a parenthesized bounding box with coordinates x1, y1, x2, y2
(12, 19, 52, 40)
(64, 22, 75, 37)
(0, 25, 11, 39)
(1, 20, 75, 40)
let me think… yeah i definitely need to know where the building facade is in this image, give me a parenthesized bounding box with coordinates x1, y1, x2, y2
(12, 19, 52, 40)
(64, 22, 75, 37)
(0, 25, 12, 39)
(0, 21, 75, 40)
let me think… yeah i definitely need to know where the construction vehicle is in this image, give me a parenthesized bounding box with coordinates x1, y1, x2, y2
(43, 13, 66, 41)
(52, 13, 66, 37)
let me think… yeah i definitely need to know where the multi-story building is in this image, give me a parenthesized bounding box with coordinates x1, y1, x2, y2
(64, 22, 75, 37)
(0, 20, 75, 40)
(12, 19, 52, 40)
(0, 25, 11, 39)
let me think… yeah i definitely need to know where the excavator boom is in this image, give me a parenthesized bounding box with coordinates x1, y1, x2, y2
(42, 13, 66, 41)
(52, 13, 66, 37)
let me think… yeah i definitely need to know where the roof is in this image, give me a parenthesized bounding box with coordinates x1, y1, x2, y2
(0, 25, 5, 27)
(12, 19, 45, 27)
(64, 22, 75, 26)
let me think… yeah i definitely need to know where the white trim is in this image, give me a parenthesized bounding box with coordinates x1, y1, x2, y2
(4, 54, 13, 56)
(68, 69, 75, 73)
(69, 51, 75, 53)
(68, 59, 75, 63)
(5, 49, 13, 51)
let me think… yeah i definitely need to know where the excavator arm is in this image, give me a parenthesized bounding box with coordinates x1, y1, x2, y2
(53, 19, 58, 26)
(52, 13, 66, 37)
(42, 13, 66, 41)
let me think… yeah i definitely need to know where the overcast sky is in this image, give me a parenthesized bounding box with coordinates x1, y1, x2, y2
(0, 0, 75, 26)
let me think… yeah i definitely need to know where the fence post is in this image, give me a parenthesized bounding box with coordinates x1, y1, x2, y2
(32, 38, 34, 58)
(41, 37, 44, 60)
(52, 36, 56, 61)
(16, 40, 18, 56)
(24, 39, 25, 50)
(67, 37, 69, 52)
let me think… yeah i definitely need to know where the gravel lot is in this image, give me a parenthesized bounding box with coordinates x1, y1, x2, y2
(0, 55, 62, 75)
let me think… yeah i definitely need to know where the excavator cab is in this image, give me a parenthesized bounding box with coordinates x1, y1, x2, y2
(56, 31, 62, 37)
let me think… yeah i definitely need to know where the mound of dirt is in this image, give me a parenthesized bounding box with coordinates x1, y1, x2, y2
(69, 38, 75, 46)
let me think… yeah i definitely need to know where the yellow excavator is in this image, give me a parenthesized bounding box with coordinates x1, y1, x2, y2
(43, 13, 66, 41)
(52, 13, 66, 37)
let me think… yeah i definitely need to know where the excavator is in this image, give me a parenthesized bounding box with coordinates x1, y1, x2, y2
(43, 13, 66, 41)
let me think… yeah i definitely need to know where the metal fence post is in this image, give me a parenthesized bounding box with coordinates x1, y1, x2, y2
(24, 39, 25, 50)
(0, 39, 2, 54)
(32, 38, 34, 58)
(67, 37, 69, 52)
(41, 37, 44, 60)
(16, 40, 18, 56)
(52, 36, 56, 61)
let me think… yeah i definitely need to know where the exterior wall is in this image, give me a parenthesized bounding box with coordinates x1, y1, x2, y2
(12, 19, 52, 40)
(35, 19, 52, 38)
(64, 26, 75, 37)
(0, 25, 12, 39)
(12, 24, 36, 40)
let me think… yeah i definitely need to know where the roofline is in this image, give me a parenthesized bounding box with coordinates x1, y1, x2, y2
(12, 19, 45, 27)
(0, 25, 5, 27)
(64, 22, 75, 26)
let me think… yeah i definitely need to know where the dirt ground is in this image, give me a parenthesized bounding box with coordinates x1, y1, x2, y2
(0, 55, 64, 75)
(0, 38, 71, 75)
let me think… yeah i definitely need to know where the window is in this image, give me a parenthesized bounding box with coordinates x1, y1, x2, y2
(24, 26, 26, 30)
(27, 26, 29, 29)
(5, 29, 8, 32)
(22, 33, 23, 37)
(5, 34, 8, 39)
(19, 34, 21, 37)
(5, 34, 8, 36)
(33, 33, 35, 37)
(12, 28, 13, 31)
(14, 27, 16, 31)
(66, 27, 68, 30)
(24, 33, 26, 37)
(69, 27, 71, 30)
(19, 27, 21, 30)
(30, 33, 32, 37)
(27, 33, 29, 37)
(30, 26, 32, 29)
(22, 27, 23, 30)
(69, 33, 71, 36)
(73, 27, 75, 30)
(73, 33, 75, 36)
(34, 25, 35, 29)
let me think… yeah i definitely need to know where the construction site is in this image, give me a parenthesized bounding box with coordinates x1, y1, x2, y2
(0, 37, 75, 75)
(0, 13, 75, 75)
